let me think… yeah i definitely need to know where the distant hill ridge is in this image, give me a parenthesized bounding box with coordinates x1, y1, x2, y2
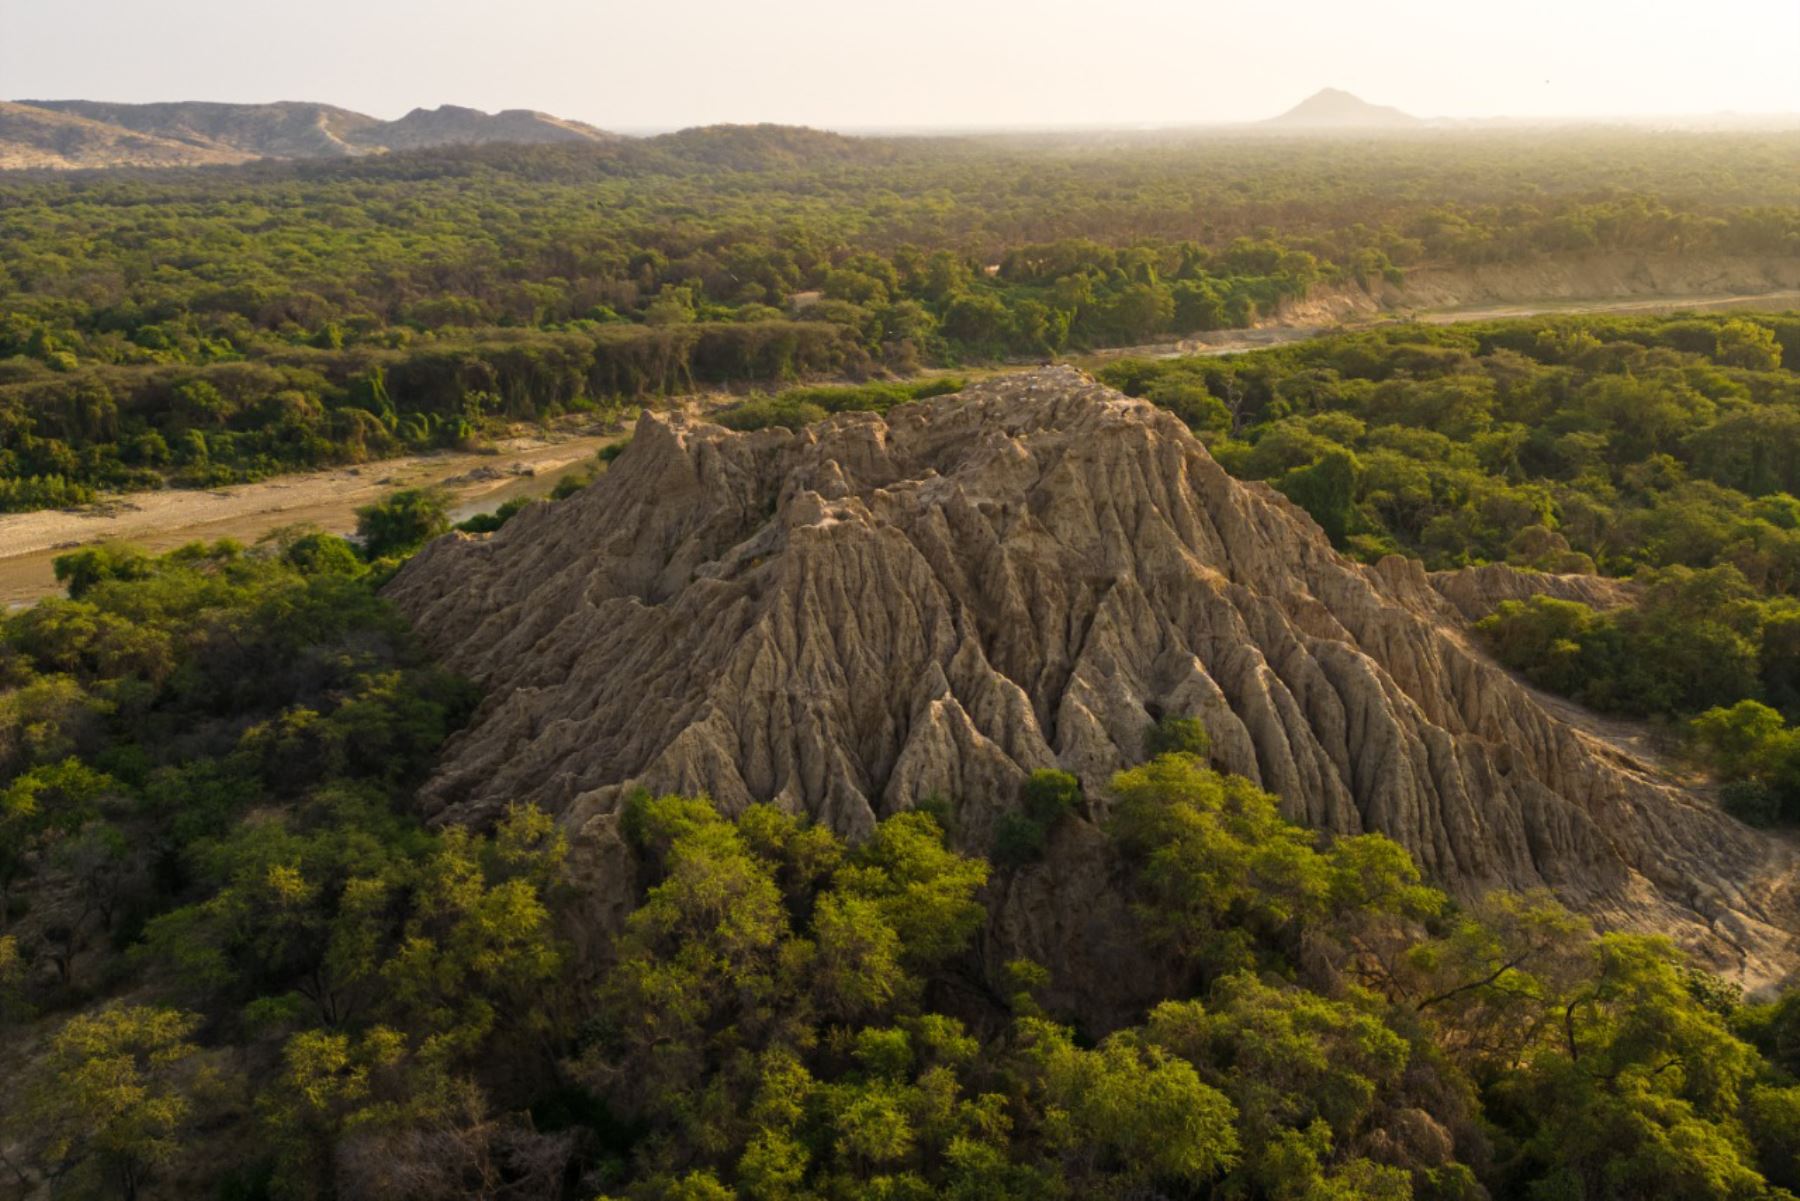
(0, 101, 248, 169)
(1266, 87, 1422, 128)
(0, 99, 620, 168)
(11, 88, 1719, 172)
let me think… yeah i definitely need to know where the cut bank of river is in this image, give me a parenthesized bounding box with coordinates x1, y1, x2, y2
(3, 287, 1797, 607)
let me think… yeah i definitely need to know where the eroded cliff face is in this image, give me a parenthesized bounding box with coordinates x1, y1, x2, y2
(386, 368, 1798, 992)
(1426, 562, 1636, 624)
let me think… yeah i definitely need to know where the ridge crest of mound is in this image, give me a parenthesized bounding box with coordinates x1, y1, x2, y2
(387, 367, 1799, 988)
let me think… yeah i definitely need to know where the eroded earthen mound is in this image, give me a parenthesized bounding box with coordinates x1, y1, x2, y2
(387, 368, 1798, 988)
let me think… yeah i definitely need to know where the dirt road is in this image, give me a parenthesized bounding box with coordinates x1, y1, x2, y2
(1409, 288, 1800, 325)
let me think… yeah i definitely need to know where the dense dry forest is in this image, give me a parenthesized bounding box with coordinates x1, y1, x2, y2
(1, 311, 1799, 1200)
(1102, 312, 1800, 780)
(2, 128, 1798, 508)
(4, 125, 1800, 1200)
(1, 533, 1797, 1200)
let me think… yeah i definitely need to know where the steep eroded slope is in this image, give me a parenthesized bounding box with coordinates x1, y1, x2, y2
(387, 368, 1799, 987)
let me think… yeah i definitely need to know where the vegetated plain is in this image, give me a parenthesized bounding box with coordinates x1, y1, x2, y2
(2, 126, 1797, 512)
(2, 126, 1800, 1200)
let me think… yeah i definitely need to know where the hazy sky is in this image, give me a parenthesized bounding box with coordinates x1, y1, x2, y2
(5, 0, 1797, 129)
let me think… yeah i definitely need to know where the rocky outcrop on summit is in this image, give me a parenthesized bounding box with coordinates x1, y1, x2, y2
(387, 368, 1798, 988)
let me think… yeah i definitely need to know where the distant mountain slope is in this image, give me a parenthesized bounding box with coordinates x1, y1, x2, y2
(349, 105, 619, 151)
(0, 99, 621, 168)
(1267, 87, 1422, 129)
(645, 123, 894, 170)
(22, 98, 381, 158)
(0, 101, 248, 169)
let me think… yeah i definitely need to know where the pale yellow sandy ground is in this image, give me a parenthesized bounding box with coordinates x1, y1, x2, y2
(0, 422, 628, 607)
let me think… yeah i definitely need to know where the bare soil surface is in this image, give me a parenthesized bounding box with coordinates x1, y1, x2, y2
(0, 418, 632, 607)
(1410, 288, 1800, 325)
(1079, 286, 1800, 364)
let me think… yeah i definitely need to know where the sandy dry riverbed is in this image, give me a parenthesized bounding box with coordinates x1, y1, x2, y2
(0, 419, 631, 606)
(1078, 287, 1800, 364)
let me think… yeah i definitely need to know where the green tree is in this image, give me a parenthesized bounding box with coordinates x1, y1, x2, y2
(1109, 754, 1331, 971)
(1691, 699, 1788, 777)
(52, 544, 154, 600)
(583, 798, 991, 1194)
(258, 1025, 408, 1201)
(0, 758, 112, 934)
(1023, 1016, 1239, 1191)
(1489, 934, 1768, 1201)
(1716, 319, 1783, 371)
(993, 769, 1082, 866)
(1746, 1084, 1800, 1191)
(1276, 449, 1361, 548)
(29, 1006, 208, 1201)
(1146, 715, 1212, 761)
(354, 488, 451, 560)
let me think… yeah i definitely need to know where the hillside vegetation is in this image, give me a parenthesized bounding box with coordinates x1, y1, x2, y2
(2, 129, 1798, 509)
(0, 538, 1796, 1200)
(1103, 310, 1800, 821)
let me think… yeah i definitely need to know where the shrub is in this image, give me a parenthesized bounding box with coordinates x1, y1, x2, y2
(1147, 716, 1212, 761)
(280, 532, 363, 577)
(1721, 779, 1783, 827)
(455, 496, 531, 534)
(354, 487, 451, 559)
(994, 769, 1082, 866)
(52, 543, 154, 599)
(993, 813, 1051, 866)
(550, 472, 590, 500)
(715, 396, 828, 431)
